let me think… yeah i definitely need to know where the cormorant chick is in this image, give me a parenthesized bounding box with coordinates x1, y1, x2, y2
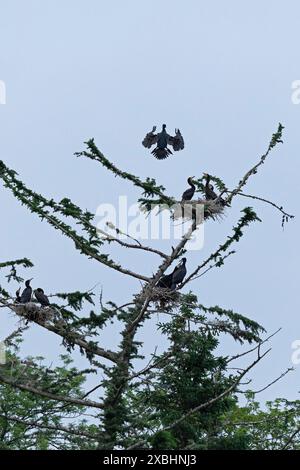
(20, 279, 33, 303)
(142, 124, 184, 160)
(15, 288, 21, 303)
(34, 288, 50, 307)
(204, 173, 226, 206)
(181, 177, 196, 201)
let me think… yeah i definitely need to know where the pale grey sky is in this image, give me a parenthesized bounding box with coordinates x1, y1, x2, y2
(0, 0, 299, 404)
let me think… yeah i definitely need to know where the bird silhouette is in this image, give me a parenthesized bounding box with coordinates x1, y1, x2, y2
(34, 288, 50, 307)
(142, 124, 184, 160)
(156, 265, 178, 289)
(20, 279, 33, 303)
(170, 258, 187, 290)
(181, 177, 196, 201)
(204, 173, 226, 206)
(156, 258, 187, 291)
(15, 288, 21, 303)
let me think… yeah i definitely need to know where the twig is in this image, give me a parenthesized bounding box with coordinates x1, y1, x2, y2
(226, 328, 282, 364)
(252, 367, 293, 394)
(234, 192, 294, 220)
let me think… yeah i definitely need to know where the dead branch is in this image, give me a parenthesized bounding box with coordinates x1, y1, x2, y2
(234, 192, 294, 220)
(226, 123, 284, 204)
(251, 367, 293, 394)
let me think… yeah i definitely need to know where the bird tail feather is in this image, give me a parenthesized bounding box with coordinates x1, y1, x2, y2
(151, 147, 173, 160)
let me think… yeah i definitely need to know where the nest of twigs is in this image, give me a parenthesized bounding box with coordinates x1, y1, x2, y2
(13, 302, 55, 323)
(136, 286, 181, 311)
(173, 199, 226, 223)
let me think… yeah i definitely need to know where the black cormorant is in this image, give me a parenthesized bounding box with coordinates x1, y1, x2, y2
(204, 174, 226, 206)
(157, 258, 187, 290)
(20, 279, 33, 303)
(156, 265, 177, 289)
(181, 177, 196, 201)
(142, 124, 184, 160)
(34, 288, 50, 307)
(171, 257, 187, 290)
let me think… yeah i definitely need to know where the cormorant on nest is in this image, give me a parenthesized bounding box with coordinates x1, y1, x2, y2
(156, 257, 187, 291)
(19, 279, 33, 303)
(34, 288, 50, 307)
(204, 173, 227, 206)
(181, 177, 196, 201)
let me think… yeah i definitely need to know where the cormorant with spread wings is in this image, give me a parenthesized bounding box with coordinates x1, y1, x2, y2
(142, 124, 184, 160)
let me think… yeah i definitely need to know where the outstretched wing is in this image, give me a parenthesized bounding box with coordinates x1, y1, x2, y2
(142, 126, 158, 148)
(168, 128, 184, 151)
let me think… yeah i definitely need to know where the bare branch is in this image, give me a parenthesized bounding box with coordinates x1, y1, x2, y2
(98, 228, 168, 259)
(251, 367, 293, 395)
(234, 192, 294, 220)
(226, 328, 282, 364)
(42, 212, 150, 282)
(225, 123, 284, 205)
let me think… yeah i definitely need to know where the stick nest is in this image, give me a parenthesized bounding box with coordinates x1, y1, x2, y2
(136, 286, 181, 311)
(13, 302, 55, 323)
(173, 199, 226, 223)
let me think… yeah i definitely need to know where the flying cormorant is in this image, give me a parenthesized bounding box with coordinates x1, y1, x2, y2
(142, 124, 184, 160)
(20, 279, 33, 303)
(34, 288, 50, 307)
(181, 177, 196, 201)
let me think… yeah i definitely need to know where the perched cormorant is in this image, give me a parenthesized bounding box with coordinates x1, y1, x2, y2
(204, 174, 226, 206)
(142, 124, 184, 160)
(34, 288, 50, 307)
(156, 265, 178, 289)
(181, 177, 196, 201)
(170, 257, 187, 290)
(20, 279, 33, 303)
(156, 258, 187, 291)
